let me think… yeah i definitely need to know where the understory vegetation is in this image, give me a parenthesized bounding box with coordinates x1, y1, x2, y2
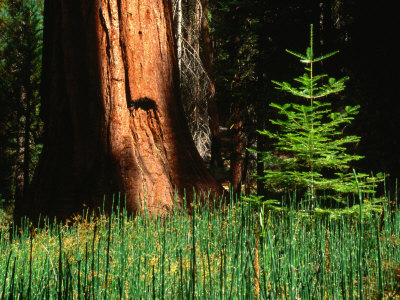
(1, 192, 400, 299)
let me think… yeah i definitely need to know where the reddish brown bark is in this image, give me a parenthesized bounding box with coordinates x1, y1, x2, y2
(16, 0, 222, 221)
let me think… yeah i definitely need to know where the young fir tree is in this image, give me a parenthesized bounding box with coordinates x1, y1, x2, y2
(255, 25, 378, 204)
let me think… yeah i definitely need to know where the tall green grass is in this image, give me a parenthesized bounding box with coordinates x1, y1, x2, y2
(0, 193, 399, 299)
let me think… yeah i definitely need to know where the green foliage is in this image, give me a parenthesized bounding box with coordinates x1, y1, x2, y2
(242, 194, 282, 212)
(252, 25, 382, 204)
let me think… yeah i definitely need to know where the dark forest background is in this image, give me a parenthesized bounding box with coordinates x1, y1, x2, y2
(1, 0, 399, 207)
(210, 0, 400, 194)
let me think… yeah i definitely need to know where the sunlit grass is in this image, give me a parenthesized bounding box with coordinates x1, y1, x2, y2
(0, 193, 399, 299)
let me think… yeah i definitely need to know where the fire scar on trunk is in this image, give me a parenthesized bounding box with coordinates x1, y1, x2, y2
(127, 97, 157, 116)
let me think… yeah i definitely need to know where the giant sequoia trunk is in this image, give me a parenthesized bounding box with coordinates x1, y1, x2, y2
(16, 0, 222, 221)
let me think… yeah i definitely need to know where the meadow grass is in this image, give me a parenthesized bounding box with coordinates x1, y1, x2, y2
(0, 192, 399, 299)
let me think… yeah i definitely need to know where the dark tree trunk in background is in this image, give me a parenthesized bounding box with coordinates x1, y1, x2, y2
(22, 55, 34, 203)
(255, 37, 267, 198)
(227, 6, 245, 195)
(16, 0, 222, 222)
(14, 106, 25, 208)
(199, 0, 222, 169)
(230, 106, 244, 195)
(15, 82, 34, 211)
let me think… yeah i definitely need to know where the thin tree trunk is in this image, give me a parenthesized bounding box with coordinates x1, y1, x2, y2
(14, 108, 25, 208)
(22, 40, 34, 201)
(228, 6, 245, 195)
(176, 0, 183, 74)
(199, 0, 222, 169)
(17, 0, 222, 222)
(255, 8, 268, 197)
(230, 106, 244, 195)
(9, 1, 26, 214)
(22, 86, 32, 201)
